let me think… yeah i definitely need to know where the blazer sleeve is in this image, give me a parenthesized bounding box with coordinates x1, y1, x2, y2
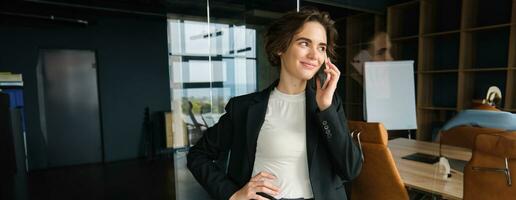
(187, 99, 239, 200)
(316, 95, 363, 181)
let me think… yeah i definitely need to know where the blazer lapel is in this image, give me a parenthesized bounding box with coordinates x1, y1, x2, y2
(246, 81, 276, 172)
(305, 80, 319, 171)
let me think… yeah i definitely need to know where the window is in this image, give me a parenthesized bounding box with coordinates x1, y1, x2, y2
(167, 19, 257, 147)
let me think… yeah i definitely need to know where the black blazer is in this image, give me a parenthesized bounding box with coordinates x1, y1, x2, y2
(187, 80, 362, 200)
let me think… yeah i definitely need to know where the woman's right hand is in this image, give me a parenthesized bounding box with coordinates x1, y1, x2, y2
(229, 172, 281, 200)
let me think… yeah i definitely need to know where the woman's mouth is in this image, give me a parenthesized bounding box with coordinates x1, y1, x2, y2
(300, 61, 318, 69)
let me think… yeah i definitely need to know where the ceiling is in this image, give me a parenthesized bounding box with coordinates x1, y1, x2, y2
(0, 0, 412, 26)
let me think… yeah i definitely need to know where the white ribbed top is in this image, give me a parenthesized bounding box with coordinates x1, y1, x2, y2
(251, 87, 313, 199)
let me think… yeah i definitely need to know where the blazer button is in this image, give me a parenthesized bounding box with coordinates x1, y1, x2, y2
(324, 125, 329, 130)
(322, 120, 328, 125)
(325, 130, 332, 138)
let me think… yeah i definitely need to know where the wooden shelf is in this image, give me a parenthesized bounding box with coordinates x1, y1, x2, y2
(343, 0, 516, 132)
(462, 27, 510, 71)
(464, 23, 513, 32)
(391, 35, 418, 41)
(420, 32, 460, 71)
(463, 0, 513, 29)
(388, 0, 420, 38)
(418, 69, 458, 74)
(418, 106, 457, 111)
(387, 0, 516, 140)
(422, 30, 460, 37)
(421, 0, 462, 34)
(462, 68, 508, 72)
(346, 13, 380, 46)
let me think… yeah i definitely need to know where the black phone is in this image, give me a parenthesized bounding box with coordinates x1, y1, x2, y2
(402, 153, 440, 164)
(256, 192, 278, 200)
(316, 60, 327, 88)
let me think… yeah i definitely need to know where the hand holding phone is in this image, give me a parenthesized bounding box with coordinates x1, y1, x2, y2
(316, 59, 328, 88)
(315, 58, 341, 111)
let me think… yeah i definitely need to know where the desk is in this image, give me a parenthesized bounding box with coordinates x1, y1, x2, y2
(388, 138, 472, 199)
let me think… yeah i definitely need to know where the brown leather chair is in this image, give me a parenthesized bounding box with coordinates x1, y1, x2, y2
(348, 121, 409, 200)
(464, 133, 516, 200)
(471, 104, 500, 111)
(440, 126, 508, 150)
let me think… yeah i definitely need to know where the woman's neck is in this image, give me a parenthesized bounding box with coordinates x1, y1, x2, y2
(277, 71, 307, 95)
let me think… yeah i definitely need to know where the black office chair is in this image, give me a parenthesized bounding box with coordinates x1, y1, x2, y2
(183, 100, 207, 146)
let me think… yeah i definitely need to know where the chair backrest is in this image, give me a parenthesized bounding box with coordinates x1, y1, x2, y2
(348, 121, 409, 200)
(440, 126, 508, 149)
(184, 100, 203, 130)
(464, 133, 516, 200)
(472, 103, 500, 111)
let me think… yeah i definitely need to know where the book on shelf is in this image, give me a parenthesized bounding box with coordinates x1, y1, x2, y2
(0, 72, 23, 82)
(0, 82, 23, 86)
(0, 72, 23, 86)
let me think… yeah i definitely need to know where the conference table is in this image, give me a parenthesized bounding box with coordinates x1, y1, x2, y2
(388, 138, 472, 199)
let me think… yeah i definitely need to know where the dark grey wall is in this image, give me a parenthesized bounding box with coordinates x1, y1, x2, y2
(0, 14, 171, 169)
(305, 0, 414, 13)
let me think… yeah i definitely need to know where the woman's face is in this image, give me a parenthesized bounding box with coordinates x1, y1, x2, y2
(369, 33, 393, 61)
(279, 21, 327, 81)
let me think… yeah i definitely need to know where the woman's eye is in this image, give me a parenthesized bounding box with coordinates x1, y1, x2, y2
(376, 48, 387, 56)
(300, 42, 308, 46)
(318, 47, 326, 52)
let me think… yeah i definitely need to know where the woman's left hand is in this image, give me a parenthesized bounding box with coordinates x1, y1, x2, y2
(316, 59, 341, 111)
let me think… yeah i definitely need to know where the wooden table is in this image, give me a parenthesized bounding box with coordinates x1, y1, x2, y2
(388, 138, 472, 199)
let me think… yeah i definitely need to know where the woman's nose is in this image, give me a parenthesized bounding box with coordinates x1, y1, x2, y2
(306, 47, 320, 60)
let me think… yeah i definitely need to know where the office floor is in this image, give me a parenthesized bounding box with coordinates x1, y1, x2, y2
(1, 151, 212, 200)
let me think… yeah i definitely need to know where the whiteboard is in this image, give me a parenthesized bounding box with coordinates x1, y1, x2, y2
(364, 61, 417, 130)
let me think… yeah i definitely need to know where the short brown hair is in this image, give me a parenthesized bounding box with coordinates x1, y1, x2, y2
(265, 7, 338, 67)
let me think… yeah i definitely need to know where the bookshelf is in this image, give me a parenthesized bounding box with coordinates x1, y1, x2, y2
(388, 0, 420, 38)
(339, 0, 515, 140)
(383, 0, 516, 140)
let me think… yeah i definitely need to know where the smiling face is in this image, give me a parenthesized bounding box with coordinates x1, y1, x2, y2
(279, 21, 328, 82)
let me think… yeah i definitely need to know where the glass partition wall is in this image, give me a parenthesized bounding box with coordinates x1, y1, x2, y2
(167, 0, 516, 199)
(166, 1, 359, 199)
(168, 18, 257, 148)
(167, 1, 293, 199)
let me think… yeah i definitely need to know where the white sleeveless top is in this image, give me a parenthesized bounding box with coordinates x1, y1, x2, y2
(251, 87, 314, 199)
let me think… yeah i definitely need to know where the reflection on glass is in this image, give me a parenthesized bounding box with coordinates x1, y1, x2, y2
(168, 18, 257, 148)
(184, 60, 226, 83)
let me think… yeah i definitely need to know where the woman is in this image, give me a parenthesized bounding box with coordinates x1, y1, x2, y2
(350, 31, 394, 86)
(187, 8, 362, 200)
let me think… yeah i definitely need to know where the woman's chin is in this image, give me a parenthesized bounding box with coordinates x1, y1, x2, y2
(291, 75, 312, 82)
(288, 69, 317, 81)
(300, 75, 315, 81)
(304, 72, 318, 80)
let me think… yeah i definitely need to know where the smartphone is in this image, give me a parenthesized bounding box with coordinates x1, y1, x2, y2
(316, 60, 327, 88)
(256, 192, 278, 200)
